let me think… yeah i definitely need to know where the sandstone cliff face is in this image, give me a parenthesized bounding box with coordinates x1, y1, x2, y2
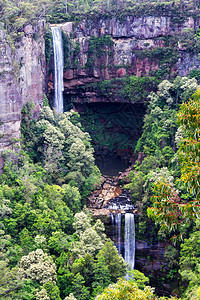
(0, 22, 46, 167)
(0, 30, 21, 167)
(48, 15, 200, 103)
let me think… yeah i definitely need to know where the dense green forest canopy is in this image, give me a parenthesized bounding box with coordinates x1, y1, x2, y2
(124, 78, 200, 299)
(0, 101, 182, 300)
(1, 79, 200, 299)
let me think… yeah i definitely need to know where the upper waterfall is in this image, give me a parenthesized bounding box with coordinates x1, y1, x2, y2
(51, 27, 64, 113)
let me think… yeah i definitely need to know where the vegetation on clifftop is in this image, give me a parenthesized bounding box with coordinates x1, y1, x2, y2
(1, 0, 200, 35)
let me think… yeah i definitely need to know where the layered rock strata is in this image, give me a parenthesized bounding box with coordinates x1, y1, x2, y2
(48, 15, 200, 103)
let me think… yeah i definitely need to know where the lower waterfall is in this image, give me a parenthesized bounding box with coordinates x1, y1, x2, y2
(125, 213, 135, 272)
(110, 211, 135, 272)
(111, 212, 115, 240)
(116, 213, 122, 255)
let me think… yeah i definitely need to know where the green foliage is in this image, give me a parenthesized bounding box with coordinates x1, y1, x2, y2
(128, 269, 149, 289)
(47, 1, 70, 24)
(178, 90, 200, 201)
(86, 35, 113, 70)
(122, 76, 159, 102)
(92, 255, 112, 296)
(0, 0, 53, 37)
(70, 41, 80, 69)
(72, 211, 106, 256)
(0, 260, 25, 299)
(189, 69, 200, 83)
(179, 220, 200, 299)
(44, 27, 53, 65)
(136, 76, 198, 155)
(18, 249, 57, 285)
(147, 88, 200, 244)
(178, 28, 200, 53)
(43, 94, 49, 107)
(1, 0, 200, 38)
(147, 180, 182, 234)
(125, 171, 144, 203)
(21, 106, 101, 197)
(81, 166, 102, 198)
(43, 281, 62, 300)
(78, 103, 145, 152)
(79, 76, 157, 103)
(71, 273, 90, 300)
(136, 47, 180, 79)
(164, 246, 180, 282)
(125, 77, 196, 209)
(62, 31, 70, 69)
(97, 240, 127, 282)
(122, 76, 199, 295)
(95, 278, 179, 300)
(54, 217, 127, 299)
(19, 228, 35, 254)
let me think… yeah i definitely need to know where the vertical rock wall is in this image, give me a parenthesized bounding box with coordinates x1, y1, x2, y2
(0, 22, 46, 169)
(0, 30, 21, 168)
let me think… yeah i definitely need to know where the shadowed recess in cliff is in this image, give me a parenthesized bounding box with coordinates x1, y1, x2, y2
(51, 27, 64, 113)
(74, 102, 145, 170)
(96, 155, 130, 176)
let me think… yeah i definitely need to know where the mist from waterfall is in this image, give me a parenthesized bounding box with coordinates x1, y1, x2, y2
(51, 27, 64, 113)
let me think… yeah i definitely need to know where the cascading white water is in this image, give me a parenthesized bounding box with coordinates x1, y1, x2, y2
(111, 212, 114, 225)
(115, 213, 121, 254)
(125, 213, 135, 272)
(108, 191, 135, 273)
(51, 27, 64, 113)
(111, 212, 115, 238)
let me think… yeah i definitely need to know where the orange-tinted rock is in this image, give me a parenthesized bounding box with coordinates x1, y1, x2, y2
(117, 67, 126, 77)
(64, 69, 74, 79)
